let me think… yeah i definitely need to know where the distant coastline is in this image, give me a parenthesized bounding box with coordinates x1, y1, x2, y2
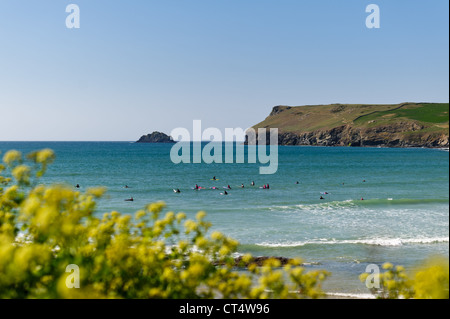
(246, 102, 449, 149)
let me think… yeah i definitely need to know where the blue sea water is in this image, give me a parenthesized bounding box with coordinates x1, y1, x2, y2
(1, 141, 448, 297)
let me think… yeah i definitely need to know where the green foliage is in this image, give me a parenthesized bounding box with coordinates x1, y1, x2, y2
(354, 103, 449, 125)
(394, 103, 449, 124)
(360, 260, 449, 299)
(0, 149, 330, 299)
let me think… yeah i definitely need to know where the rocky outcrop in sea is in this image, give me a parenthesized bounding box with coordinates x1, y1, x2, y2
(136, 131, 175, 143)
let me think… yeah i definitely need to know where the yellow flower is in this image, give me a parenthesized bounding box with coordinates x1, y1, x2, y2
(86, 187, 107, 198)
(219, 246, 230, 256)
(211, 231, 224, 241)
(36, 149, 55, 164)
(382, 262, 394, 270)
(12, 165, 31, 183)
(189, 264, 204, 277)
(164, 212, 175, 224)
(135, 210, 146, 220)
(396, 265, 405, 272)
(176, 212, 186, 222)
(196, 211, 206, 220)
(242, 254, 253, 264)
(195, 236, 208, 249)
(184, 220, 197, 233)
(3, 150, 22, 165)
(147, 202, 166, 213)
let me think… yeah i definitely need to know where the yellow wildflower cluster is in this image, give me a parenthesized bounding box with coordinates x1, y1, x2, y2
(360, 259, 449, 299)
(0, 149, 329, 299)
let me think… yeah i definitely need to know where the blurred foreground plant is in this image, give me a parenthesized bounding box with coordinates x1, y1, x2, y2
(360, 258, 449, 299)
(0, 149, 330, 299)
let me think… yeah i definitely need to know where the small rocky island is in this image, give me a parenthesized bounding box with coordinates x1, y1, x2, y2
(136, 131, 175, 143)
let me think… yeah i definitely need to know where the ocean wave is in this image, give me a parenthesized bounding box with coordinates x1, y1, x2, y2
(255, 237, 449, 248)
(325, 292, 376, 299)
(269, 198, 449, 211)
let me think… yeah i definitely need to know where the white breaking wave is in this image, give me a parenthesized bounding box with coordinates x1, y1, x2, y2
(256, 237, 450, 247)
(325, 292, 376, 299)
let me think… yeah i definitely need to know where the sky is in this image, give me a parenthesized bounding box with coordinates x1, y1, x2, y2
(0, 0, 448, 141)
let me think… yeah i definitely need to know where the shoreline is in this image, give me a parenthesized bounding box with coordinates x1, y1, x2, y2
(1, 140, 449, 149)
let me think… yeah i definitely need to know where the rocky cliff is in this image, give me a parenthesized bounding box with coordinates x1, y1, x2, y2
(247, 103, 449, 148)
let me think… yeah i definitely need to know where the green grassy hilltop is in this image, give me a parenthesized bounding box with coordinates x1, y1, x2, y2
(250, 102, 449, 147)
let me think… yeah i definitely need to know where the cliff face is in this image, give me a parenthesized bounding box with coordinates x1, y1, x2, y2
(247, 103, 449, 148)
(272, 124, 449, 148)
(136, 131, 175, 143)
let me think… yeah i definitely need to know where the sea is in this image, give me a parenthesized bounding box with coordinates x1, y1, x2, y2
(0, 141, 448, 298)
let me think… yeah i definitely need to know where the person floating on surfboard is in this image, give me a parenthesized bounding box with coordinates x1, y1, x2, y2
(125, 197, 134, 202)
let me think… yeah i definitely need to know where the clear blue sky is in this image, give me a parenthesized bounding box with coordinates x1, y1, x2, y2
(0, 0, 448, 141)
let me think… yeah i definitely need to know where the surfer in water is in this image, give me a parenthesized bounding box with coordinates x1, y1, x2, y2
(212, 176, 217, 181)
(75, 184, 80, 189)
(240, 184, 244, 188)
(195, 184, 199, 190)
(224, 190, 228, 195)
(251, 181, 255, 186)
(227, 185, 231, 189)
(125, 197, 134, 202)
(320, 196, 324, 200)
(174, 189, 181, 193)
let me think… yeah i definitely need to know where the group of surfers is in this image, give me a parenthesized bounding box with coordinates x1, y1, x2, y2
(75, 178, 366, 201)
